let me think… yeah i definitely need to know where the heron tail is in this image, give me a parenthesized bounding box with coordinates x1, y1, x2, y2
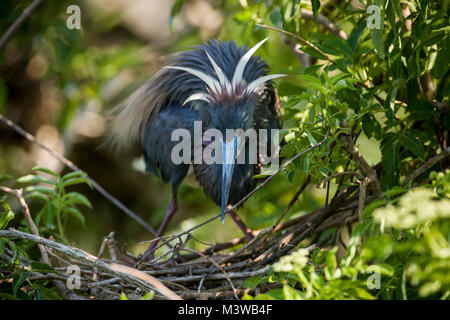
(105, 69, 169, 152)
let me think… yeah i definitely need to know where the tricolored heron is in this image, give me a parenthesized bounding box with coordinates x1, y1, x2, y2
(109, 38, 284, 260)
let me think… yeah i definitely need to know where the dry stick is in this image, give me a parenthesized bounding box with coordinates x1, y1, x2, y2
(159, 265, 271, 283)
(313, 212, 359, 234)
(231, 175, 313, 259)
(0, 0, 43, 51)
(0, 187, 49, 263)
(299, 9, 348, 39)
(402, 147, 450, 186)
(357, 177, 369, 217)
(318, 171, 364, 188)
(343, 135, 384, 199)
(254, 184, 355, 266)
(92, 232, 115, 282)
(178, 183, 362, 264)
(255, 23, 336, 64)
(0, 228, 182, 300)
(273, 175, 311, 229)
(217, 227, 273, 265)
(144, 129, 330, 258)
(180, 247, 239, 300)
(0, 114, 156, 236)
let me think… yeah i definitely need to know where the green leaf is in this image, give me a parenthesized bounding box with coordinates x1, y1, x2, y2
(0, 174, 12, 183)
(0, 202, 14, 230)
(400, 134, 425, 159)
(32, 167, 59, 177)
(381, 134, 400, 188)
(24, 186, 56, 196)
(299, 45, 329, 61)
(63, 192, 92, 209)
(41, 202, 57, 228)
(311, 0, 321, 21)
(17, 175, 56, 185)
(306, 131, 318, 146)
(348, 19, 366, 51)
(325, 247, 338, 279)
(12, 271, 29, 297)
(244, 276, 269, 289)
(384, 186, 406, 198)
(169, 0, 184, 31)
(344, 220, 372, 266)
(361, 199, 386, 219)
(295, 74, 328, 94)
(61, 171, 87, 181)
(234, 11, 254, 24)
(370, 0, 385, 59)
(63, 207, 85, 227)
(30, 261, 58, 274)
(389, 0, 404, 21)
(320, 38, 352, 59)
(253, 166, 278, 178)
(61, 177, 92, 189)
(141, 291, 154, 300)
(269, 9, 282, 28)
(25, 191, 49, 203)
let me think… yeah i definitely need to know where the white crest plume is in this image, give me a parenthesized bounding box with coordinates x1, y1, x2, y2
(164, 37, 286, 106)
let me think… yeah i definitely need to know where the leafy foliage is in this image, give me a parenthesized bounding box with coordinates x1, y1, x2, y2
(244, 172, 450, 300)
(0, 169, 91, 299)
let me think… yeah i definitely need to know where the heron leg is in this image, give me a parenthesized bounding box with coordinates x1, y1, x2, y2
(227, 206, 254, 242)
(142, 193, 178, 262)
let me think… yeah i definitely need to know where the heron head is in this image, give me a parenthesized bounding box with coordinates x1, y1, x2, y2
(166, 38, 285, 223)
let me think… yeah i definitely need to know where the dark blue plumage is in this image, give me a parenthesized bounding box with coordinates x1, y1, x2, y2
(142, 40, 280, 204)
(142, 103, 198, 192)
(110, 39, 283, 259)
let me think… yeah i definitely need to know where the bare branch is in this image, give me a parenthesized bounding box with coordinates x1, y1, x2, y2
(0, 0, 43, 51)
(402, 147, 450, 186)
(0, 114, 157, 235)
(255, 23, 336, 65)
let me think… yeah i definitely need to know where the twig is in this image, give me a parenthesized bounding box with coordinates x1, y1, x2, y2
(180, 247, 238, 300)
(217, 227, 273, 265)
(93, 232, 114, 281)
(0, 114, 157, 235)
(343, 135, 384, 199)
(299, 9, 348, 39)
(256, 23, 335, 64)
(273, 175, 311, 229)
(318, 171, 364, 188)
(159, 265, 271, 283)
(357, 177, 369, 217)
(0, 187, 49, 263)
(402, 147, 450, 186)
(0, 0, 43, 51)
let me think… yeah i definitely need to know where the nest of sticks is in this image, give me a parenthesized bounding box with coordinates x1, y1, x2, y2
(0, 176, 370, 300)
